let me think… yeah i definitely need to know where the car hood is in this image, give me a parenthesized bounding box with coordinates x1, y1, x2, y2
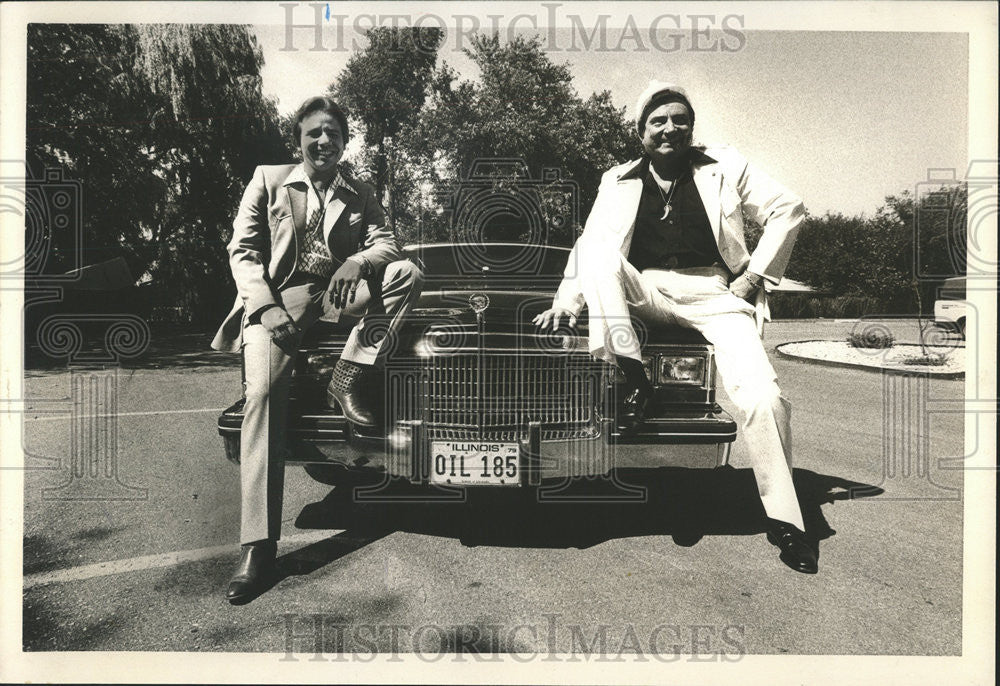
(303, 286, 709, 352)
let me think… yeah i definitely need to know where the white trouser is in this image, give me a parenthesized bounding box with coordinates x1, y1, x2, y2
(580, 249, 804, 530)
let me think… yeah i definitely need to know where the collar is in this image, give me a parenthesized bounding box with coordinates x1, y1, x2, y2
(617, 157, 649, 181)
(282, 163, 357, 195)
(616, 146, 719, 182)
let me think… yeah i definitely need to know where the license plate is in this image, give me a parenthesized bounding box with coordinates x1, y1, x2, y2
(429, 441, 520, 486)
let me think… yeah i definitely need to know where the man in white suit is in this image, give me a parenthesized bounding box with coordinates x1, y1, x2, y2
(535, 82, 817, 573)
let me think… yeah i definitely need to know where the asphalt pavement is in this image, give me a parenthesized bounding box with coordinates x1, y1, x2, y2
(18, 320, 969, 657)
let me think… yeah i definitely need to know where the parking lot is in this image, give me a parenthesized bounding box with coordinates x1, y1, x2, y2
(18, 319, 970, 656)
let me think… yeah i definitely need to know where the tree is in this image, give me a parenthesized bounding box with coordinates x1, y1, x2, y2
(130, 25, 286, 324)
(785, 183, 968, 314)
(26, 24, 156, 275)
(412, 34, 640, 243)
(26, 24, 286, 326)
(331, 27, 444, 227)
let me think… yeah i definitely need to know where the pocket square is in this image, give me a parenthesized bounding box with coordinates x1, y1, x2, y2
(349, 212, 363, 225)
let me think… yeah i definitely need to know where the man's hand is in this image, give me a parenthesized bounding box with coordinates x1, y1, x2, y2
(532, 307, 577, 332)
(327, 259, 365, 309)
(729, 272, 762, 301)
(260, 306, 300, 349)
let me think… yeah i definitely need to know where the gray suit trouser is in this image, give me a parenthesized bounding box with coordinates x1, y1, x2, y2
(238, 260, 423, 544)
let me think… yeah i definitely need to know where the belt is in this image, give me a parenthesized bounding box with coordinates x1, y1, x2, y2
(287, 270, 328, 286)
(655, 254, 728, 271)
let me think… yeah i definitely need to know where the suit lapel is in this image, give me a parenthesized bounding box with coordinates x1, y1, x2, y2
(692, 158, 723, 244)
(322, 195, 348, 246)
(616, 178, 644, 239)
(286, 184, 307, 236)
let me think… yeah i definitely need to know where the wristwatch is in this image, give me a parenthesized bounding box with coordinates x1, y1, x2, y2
(357, 256, 373, 279)
(349, 255, 373, 279)
(742, 271, 763, 289)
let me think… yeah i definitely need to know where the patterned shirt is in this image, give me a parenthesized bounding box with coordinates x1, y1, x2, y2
(296, 171, 355, 279)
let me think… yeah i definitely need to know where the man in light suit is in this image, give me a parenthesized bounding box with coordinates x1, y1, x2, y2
(212, 96, 423, 602)
(535, 81, 817, 573)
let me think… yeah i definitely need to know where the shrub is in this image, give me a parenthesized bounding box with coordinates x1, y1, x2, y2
(847, 330, 895, 349)
(900, 354, 948, 366)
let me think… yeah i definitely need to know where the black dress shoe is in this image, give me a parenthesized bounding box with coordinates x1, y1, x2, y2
(226, 540, 277, 604)
(766, 521, 818, 574)
(618, 382, 652, 433)
(327, 360, 376, 427)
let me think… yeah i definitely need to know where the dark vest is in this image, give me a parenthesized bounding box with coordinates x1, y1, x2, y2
(627, 169, 729, 274)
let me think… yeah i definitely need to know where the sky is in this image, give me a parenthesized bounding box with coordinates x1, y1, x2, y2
(254, 24, 969, 218)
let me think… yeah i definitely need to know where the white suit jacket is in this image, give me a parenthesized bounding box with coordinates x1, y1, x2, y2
(553, 146, 806, 324)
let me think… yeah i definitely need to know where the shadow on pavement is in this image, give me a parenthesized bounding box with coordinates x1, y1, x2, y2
(290, 466, 882, 570)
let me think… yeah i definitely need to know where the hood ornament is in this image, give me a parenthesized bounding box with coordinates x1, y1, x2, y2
(469, 293, 490, 325)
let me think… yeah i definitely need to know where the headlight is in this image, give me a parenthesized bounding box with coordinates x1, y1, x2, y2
(657, 355, 705, 384)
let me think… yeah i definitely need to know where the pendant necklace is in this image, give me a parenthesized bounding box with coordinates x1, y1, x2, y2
(652, 169, 681, 221)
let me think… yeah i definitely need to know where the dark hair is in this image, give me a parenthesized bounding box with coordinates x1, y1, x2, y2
(638, 91, 695, 133)
(291, 96, 350, 146)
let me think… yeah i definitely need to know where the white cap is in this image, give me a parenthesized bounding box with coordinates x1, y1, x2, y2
(633, 81, 694, 133)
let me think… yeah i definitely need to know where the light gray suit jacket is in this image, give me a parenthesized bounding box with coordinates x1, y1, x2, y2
(211, 163, 400, 352)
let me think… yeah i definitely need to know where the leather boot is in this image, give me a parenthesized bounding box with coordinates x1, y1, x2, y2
(226, 539, 277, 604)
(619, 382, 652, 433)
(327, 359, 377, 427)
(616, 356, 652, 433)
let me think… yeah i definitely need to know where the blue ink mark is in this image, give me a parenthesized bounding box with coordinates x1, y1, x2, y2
(325, 3, 330, 21)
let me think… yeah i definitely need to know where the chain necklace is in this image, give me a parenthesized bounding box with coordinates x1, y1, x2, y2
(650, 167, 684, 221)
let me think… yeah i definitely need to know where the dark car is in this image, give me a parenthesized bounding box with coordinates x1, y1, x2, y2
(217, 242, 736, 490)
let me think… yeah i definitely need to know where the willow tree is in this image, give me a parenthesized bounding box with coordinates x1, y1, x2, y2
(130, 25, 286, 324)
(26, 24, 285, 325)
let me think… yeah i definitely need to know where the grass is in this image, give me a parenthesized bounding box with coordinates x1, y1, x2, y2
(899, 353, 948, 366)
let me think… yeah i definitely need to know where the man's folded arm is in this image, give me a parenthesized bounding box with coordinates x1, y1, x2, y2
(728, 152, 806, 285)
(552, 240, 587, 316)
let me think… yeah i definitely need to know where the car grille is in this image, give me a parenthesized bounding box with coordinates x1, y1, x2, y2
(388, 353, 606, 441)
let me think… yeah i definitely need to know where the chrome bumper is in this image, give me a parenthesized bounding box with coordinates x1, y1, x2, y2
(218, 406, 736, 481)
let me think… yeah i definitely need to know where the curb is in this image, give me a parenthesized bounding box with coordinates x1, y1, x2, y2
(774, 340, 965, 379)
